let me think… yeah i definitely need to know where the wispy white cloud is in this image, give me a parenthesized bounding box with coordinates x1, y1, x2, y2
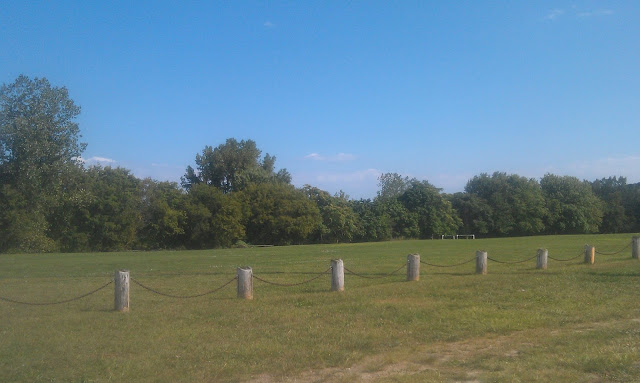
(264, 21, 275, 28)
(77, 156, 116, 166)
(577, 9, 614, 18)
(544, 9, 565, 21)
(304, 152, 357, 162)
(544, 7, 614, 21)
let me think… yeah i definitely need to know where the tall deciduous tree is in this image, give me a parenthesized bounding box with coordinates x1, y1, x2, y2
(377, 173, 413, 201)
(0, 75, 86, 252)
(0, 75, 85, 198)
(241, 183, 321, 245)
(591, 176, 631, 233)
(138, 179, 187, 249)
(303, 186, 361, 243)
(182, 138, 290, 192)
(398, 181, 462, 238)
(541, 174, 602, 234)
(465, 172, 547, 236)
(183, 184, 245, 248)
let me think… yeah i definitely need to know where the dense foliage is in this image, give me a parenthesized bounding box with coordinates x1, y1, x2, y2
(2, 76, 640, 252)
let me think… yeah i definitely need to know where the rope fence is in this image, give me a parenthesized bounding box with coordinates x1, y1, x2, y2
(0, 280, 113, 306)
(487, 254, 538, 264)
(343, 263, 407, 279)
(253, 267, 331, 286)
(130, 276, 237, 299)
(420, 257, 476, 268)
(595, 241, 632, 255)
(1, 236, 638, 310)
(548, 252, 584, 262)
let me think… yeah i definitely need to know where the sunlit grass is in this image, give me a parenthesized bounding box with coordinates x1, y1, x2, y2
(1, 233, 639, 382)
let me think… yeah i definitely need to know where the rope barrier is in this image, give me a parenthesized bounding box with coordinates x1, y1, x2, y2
(487, 254, 538, 264)
(420, 257, 476, 268)
(253, 267, 331, 287)
(595, 241, 632, 255)
(548, 251, 584, 262)
(130, 276, 237, 299)
(0, 280, 113, 306)
(343, 263, 406, 279)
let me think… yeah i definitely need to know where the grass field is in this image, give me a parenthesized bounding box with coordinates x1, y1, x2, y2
(1, 234, 639, 382)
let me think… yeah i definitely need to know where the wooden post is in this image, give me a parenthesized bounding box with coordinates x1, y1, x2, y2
(407, 254, 420, 281)
(476, 251, 487, 275)
(237, 267, 253, 299)
(114, 269, 129, 312)
(331, 259, 344, 291)
(632, 236, 640, 260)
(536, 248, 548, 270)
(584, 245, 595, 265)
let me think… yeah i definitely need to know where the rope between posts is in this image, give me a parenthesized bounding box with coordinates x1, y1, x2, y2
(343, 263, 407, 279)
(253, 267, 331, 286)
(487, 254, 538, 264)
(420, 257, 476, 268)
(0, 280, 113, 306)
(130, 276, 237, 299)
(595, 241, 632, 255)
(548, 251, 584, 262)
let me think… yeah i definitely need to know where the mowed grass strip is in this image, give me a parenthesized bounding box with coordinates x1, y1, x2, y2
(0, 234, 638, 382)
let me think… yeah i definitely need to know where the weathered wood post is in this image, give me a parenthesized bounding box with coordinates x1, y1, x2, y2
(584, 245, 595, 265)
(331, 259, 344, 291)
(237, 267, 253, 299)
(407, 254, 420, 281)
(114, 269, 130, 312)
(476, 251, 487, 275)
(632, 236, 640, 260)
(536, 248, 548, 270)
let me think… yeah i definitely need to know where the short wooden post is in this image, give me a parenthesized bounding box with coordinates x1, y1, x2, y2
(114, 269, 130, 312)
(536, 248, 548, 270)
(632, 236, 640, 260)
(331, 259, 344, 291)
(584, 245, 595, 264)
(407, 254, 420, 281)
(237, 267, 253, 299)
(476, 251, 487, 275)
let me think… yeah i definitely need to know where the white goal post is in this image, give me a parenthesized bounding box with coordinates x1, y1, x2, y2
(437, 234, 475, 239)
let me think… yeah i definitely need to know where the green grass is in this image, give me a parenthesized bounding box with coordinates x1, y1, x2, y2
(1, 234, 639, 382)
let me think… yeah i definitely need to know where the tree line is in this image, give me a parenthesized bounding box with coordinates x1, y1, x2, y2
(2, 76, 639, 253)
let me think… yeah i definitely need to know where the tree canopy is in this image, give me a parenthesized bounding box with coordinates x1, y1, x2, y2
(2, 75, 640, 253)
(181, 138, 291, 192)
(0, 75, 86, 252)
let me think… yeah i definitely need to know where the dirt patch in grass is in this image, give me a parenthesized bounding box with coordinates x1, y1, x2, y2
(248, 317, 640, 382)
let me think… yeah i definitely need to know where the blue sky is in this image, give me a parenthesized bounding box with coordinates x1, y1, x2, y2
(2, 1, 639, 199)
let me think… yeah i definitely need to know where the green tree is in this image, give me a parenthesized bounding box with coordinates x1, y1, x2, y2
(0, 75, 86, 252)
(398, 181, 462, 238)
(138, 179, 187, 249)
(451, 192, 493, 235)
(541, 174, 602, 234)
(591, 176, 632, 233)
(182, 138, 290, 192)
(183, 184, 245, 248)
(465, 172, 547, 236)
(0, 184, 56, 252)
(0, 75, 85, 199)
(241, 183, 321, 245)
(80, 166, 142, 251)
(303, 186, 361, 243)
(349, 199, 393, 242)
(376, 172, 413, 201)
